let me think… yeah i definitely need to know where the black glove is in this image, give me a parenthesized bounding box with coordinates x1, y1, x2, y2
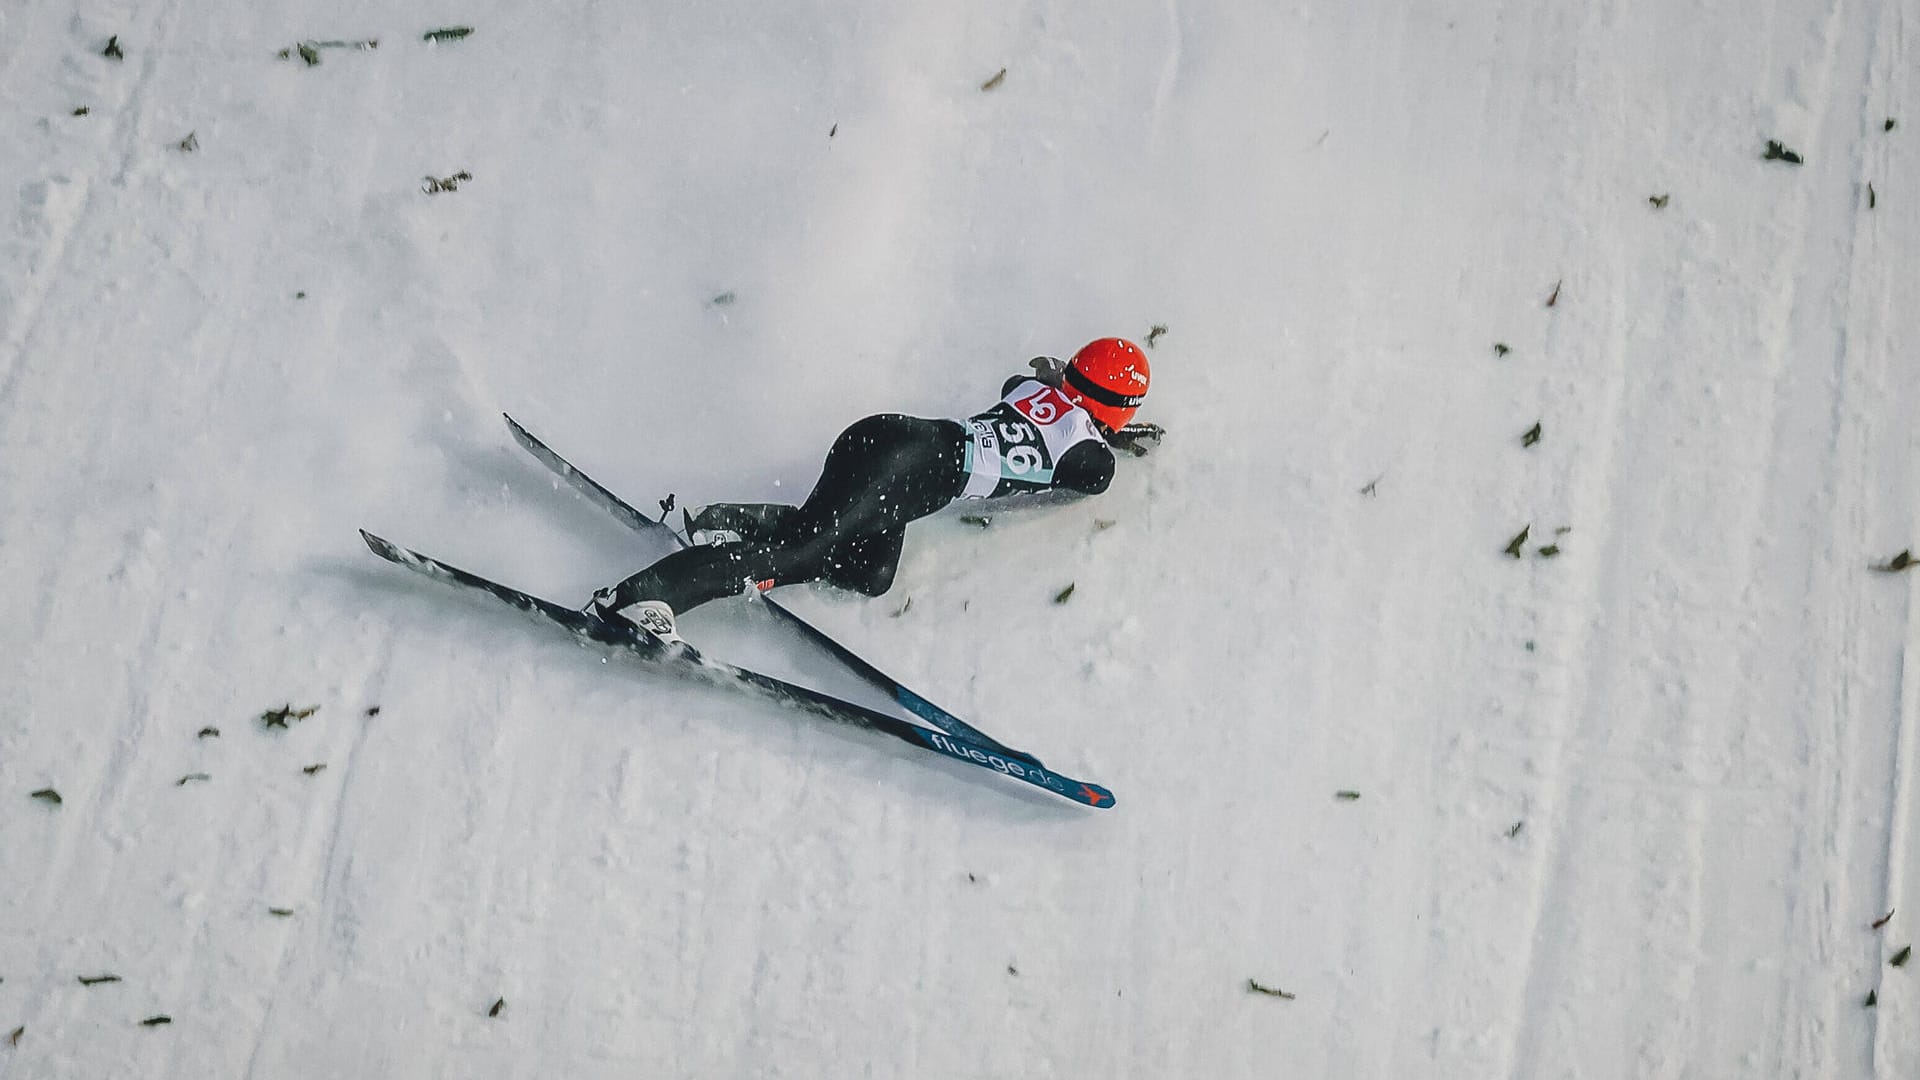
(1028, 355, 1068, 387)
(1106, 421, 1165, 457)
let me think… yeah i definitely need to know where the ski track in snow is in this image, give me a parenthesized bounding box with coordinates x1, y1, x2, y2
(2, 0, 1917, 1077)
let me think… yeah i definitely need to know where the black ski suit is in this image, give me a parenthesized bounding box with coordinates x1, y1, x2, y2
(601, 376, 1121, 615)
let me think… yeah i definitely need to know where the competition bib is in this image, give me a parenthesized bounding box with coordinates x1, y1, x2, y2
(958, 380, 1103, 499)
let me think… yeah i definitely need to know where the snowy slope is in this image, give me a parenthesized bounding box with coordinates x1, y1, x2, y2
(2, 0, 1916, 1076)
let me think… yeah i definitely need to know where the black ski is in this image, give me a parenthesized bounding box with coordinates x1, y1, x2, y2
(360, 530, 1113, 809)
(501, 413, 1045, 768)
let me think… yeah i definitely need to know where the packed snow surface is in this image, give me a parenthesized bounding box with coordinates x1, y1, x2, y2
(2, 1, 1917, 1076)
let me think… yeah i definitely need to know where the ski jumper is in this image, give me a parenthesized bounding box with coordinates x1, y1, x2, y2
(600, 377, 1115, 615)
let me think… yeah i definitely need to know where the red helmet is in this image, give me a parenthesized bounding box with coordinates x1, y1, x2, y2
(1063, 338, 1150, 430)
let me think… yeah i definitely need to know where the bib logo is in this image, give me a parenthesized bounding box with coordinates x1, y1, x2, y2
(1013, 385, 1075, 426)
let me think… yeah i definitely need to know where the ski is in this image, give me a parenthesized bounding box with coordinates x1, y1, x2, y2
(360, 530, 1114, 809)
(501, 413, 1045, 768)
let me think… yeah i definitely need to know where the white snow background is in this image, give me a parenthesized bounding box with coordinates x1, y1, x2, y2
(2, 1, 1917, 1077)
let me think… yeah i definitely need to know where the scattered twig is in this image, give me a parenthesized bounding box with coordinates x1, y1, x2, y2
(1893, 944, 1912, 967)
(1504, 525, 1531, 559)
(31, 788, 62, 805)
(1537, 545, 1562, 559)
(424, 27, 474, 43)
(302, 763, 327, 776)
(1146, 324, 1169, 348)
(78, 974, 121, 987)
(1053, 583, 1076, 604)
(175, 773, 211, 787)
(980, 67, 1007, 91)
(709, 291, 736, 306)
(1872, 909, 1895, 930)
(488, 996, 506, 1017)
(1521, 422, 1542, 448)
(960, 514, 992, 528)
(176, 131, 198, 153)
(1247, 979, 1296, 1000)
(139, 1015, 171, 1027)
(1545, 279, 1562, 307)
(1359, 476, 1380, 497)
(1865, 989, 1877, 1007)
(278, 39, 378, 65)
(197, 726, 220, 738)
(1493, 343, 1510, 357)
(268, 907, 295, 917)
(260, 704, 318, 729)
(1648, 194, 1669, 208)
(103, 36, 124, 61)
(6, 1025, 20, 1046)
(365, 706, 381, 717)
(1093, 518, 1117, 531)
(72, 106, 91, 116)
(1507, 821, 1525, 838)
(1868, 182, 1876, 209)
(1007, 964, 1019, 976)
(421, 171, 472, 194)
(1334, 791, 1361, 801)
(828, 123, 837, 138)
(1762, 139, 1804, 164)
(1873, 549, 1914, 573)
(891, 596, 913, 618)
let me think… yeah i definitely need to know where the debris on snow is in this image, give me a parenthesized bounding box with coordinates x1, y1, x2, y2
(139, 1015, 171, 1027)
(1006, 965, 1018, 976)
(424, 27, 474, 43)
(1093, 518, 1117, 531)
(1866, 989, 1877, 1007)
(6, 1025, 19, 1046)
(1146, 324, 1169, 348)
(77, 974, 121, 987)
(1493, 342, 1510, 357)
(1359, 476, 1381, 497)
(1247, 979, 1295, 1000)
(1872, 909, 1895, 930)
(1537, 544, 1562, 559)
(1545, 279, 1562, 307)
(1053, 583, 1076, 604)
(277, 39, 378, 66)
(1762, 140, 1804, 164)
(1893, 945, 1912, 967)
(1887, 118, 1898, 132)
(366, 706, 380, 717)
(708, 292, 736, 307)
(197, 726, 220, 738)
(981, 68, 1007, 91)
(1648, 194, 1670, 208)
(72, 106, 90, 116)
(268, 907, 295, 917)
(176, 131, 198, 153)
(260, 704, 318, 729)
(960, 514, 992, 528)
(175, 773, 210, 786)
(1873, 549, 1914, 572)
(103, 36, 124, 61)
(1508, 821, 1525, 838)
(488, 997, 506, 1017)
(1334, 791, 1361, 801)
(1521, 422, 1542, 448)
(828, 123, 837, 138)
(890, 596, 912, 618)
(421, 171, 473, 194)
(302, 763, 327, 776)
(30, 788, 62, 805)
(1868, 182, 1876, 209)
(1504, 525, 1531, 559)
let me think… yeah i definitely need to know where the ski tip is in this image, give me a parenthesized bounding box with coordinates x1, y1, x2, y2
(359, 529, 402, 562)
